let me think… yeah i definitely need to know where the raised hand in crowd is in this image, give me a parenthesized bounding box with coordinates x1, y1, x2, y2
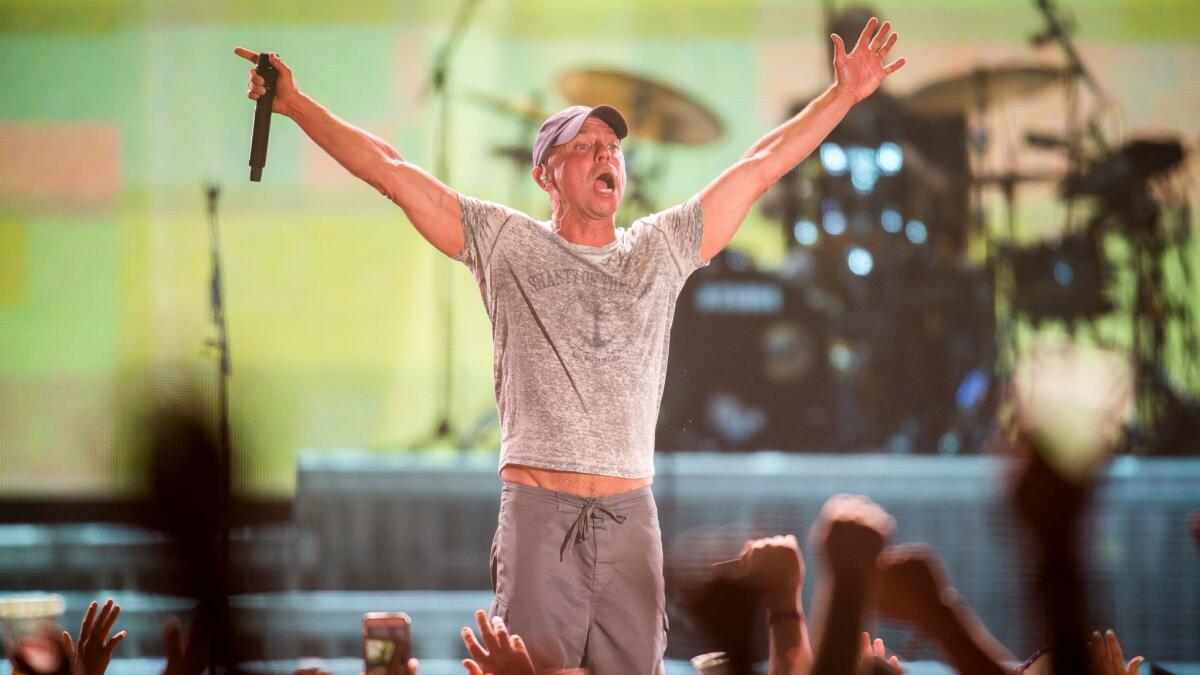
(1018, 628, 1144, 675)
(1009, 346, 1132, 675)
(876, 544, 1012, 675)
(808, 494, 895, 675)
(1088, 629, 1143, 675)
(715, 535, 813, 675)
(161, 616, 206, 675)
(62, 599, 125, 675)
(858, 632, 900, 673)
(8, 625, 79, 675)
(460, 610, 535, 675)
(813, 495, 895, 582)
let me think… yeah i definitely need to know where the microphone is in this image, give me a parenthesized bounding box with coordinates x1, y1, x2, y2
(248, 52, 278, 182)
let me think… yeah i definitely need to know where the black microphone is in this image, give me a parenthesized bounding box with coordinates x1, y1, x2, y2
(248, 52, 278, 182)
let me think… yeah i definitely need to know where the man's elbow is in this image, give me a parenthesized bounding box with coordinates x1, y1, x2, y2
(367, 158, 408, 202)
(739, 153, 783, 195)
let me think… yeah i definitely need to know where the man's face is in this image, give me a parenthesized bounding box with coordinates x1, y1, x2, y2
(542, 117, 625, 219)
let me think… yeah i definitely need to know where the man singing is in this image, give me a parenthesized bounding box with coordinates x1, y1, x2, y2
(236, 17, 903, 673)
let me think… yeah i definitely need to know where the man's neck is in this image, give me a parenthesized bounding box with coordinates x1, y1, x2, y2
(552, 210, 617, 248)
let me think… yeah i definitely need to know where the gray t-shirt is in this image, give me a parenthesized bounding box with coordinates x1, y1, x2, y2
(454, 194, 708, 478)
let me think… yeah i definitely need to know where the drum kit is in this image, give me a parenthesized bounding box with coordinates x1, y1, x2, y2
(460, 21, 1196, 454)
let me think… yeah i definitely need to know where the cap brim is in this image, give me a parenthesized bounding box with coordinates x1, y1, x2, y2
(588, 105, 628, 139)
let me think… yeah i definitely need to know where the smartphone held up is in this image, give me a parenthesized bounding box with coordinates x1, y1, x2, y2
(362, 612, 411, 675)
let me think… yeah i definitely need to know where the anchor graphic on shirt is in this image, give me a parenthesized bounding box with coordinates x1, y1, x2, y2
(585, 304, 614, 350)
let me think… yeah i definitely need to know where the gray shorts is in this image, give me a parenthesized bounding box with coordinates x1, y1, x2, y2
(489, 482, 667, 674)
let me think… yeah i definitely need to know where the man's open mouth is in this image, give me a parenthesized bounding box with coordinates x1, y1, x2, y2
(594, 172, 616, 194)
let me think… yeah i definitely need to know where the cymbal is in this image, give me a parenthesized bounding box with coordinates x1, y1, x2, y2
(557, 68, 723, 145)
(463, 89, 548, 124)
(906, 63, 1063, 115)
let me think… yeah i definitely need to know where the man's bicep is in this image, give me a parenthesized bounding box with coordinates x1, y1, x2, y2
(697, 156, 770, 261)
(378, 159, 465, 258)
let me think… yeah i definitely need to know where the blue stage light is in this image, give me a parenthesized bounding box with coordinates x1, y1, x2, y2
(905, 220, 928, 245)
(938, 431, 961, 456)
(955, 368, 989, 410)
(881, 208, 903, 233)
(823, 210, 847, 236)
(848, 147, 879, 194)
(877, 141, 904, 175)
(793, 219, 819, 246)
(847, 246, 874, 276)
(819, 142, 848, 175)
(1053, 260, 1074, 286)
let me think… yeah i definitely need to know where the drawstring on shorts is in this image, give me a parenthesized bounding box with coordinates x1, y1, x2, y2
(560, 497, 627, 561)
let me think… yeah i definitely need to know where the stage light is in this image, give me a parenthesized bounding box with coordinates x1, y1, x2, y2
(877, 141, 904, 174)
(905, 219, 928, 245)
(829, 339, 855, 373)
(849, 147, 879, 194)
(938, 431, 961, 456)
(1053, 259, 1074, 286)
(822, 209, 847, 236)
(820, 142, 848, 175)
(881, 208, 903, 233)
(695, 281, 784, 314)
(955, 368, 989, 410)
(847, 246, 874, 276)
(793, 219, 819, 246)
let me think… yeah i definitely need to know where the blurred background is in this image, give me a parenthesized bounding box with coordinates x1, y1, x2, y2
(1, 0, 1197, 673)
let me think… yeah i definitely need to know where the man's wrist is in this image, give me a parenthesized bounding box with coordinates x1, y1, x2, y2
(765, 591, 801, 616)
(829, 81, 859, 106)
(283, 91, 312, 121)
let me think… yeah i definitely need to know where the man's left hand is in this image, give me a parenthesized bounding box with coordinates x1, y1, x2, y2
(831, 17, 906, 103)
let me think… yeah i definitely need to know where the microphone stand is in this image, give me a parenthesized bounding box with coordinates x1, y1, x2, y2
(1034, 0, 1105, 101)
(204, 183, 233, 621)
(411, 0, 485, 450)
(1033, 0, 1113, 192)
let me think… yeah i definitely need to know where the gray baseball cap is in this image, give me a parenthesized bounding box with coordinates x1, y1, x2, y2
(532, 105, 629, 167)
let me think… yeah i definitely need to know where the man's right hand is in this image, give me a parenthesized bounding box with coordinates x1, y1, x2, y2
(234, 48, 301, 117)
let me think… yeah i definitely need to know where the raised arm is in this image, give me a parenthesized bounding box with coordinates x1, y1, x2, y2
(696, 18, 905, 261)
(878, 544, 1014, 675)
(236, 48, 464, 257)
(808, 494, 895, 675)
(715, 535, 814, 675)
